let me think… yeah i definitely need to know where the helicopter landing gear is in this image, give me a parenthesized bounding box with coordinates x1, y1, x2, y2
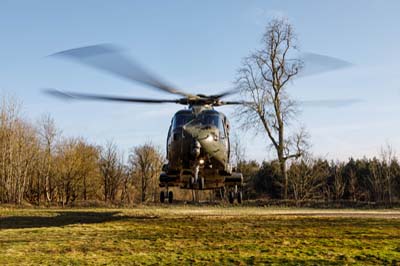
(199, 177, 205, 190)
(160, 188, 173, 204)
(227, 185, 243, 204)
(189, 165, 204, 190)
(189, 177, 195, 188)
(237, 191, 243, 204)
(228, 191, 235, 204)
(160, 191, 165, 203)
(168, 191, 173, 203)
(190, 176, 204, 189)
(194, 165, 199, 184)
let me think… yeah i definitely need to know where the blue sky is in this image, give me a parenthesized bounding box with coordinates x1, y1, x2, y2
(1, 0, 400, 162)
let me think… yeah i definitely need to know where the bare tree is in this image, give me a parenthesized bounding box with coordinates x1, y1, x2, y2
(75, 140, 101, 201)
(119, 165, 132, 204)
(0, 96, 22, 203)
(0, 96, 41, 204)
(348, 168, 359, 202)
(129, 142, 164, 203)
(53, 137, 100, 206)
(99, 141, 125, 203)
(37, 114, 59, 204)
(288, 157, 327, 202)
(231, 132, 246, 170)
(236, 18, 308, 199)
(54, 138, 78, 205)
(380, 143, 396, 203)
(368, 158, 385, 202)
(332, 165, 346, 201)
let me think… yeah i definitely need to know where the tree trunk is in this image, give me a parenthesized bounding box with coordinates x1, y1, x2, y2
(141, 174, 145, 203)
(83, 175, 87, 201)
(280, 158, 288, 199)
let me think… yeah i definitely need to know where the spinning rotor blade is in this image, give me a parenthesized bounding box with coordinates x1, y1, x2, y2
(209, 88, 240, 99)
(299, 98, 362, 108)
(219, 100, 252, 105)
(210, 53, 353, 102)
(50, 44, 194, 98)
(299, 52, 353, 77)
(218, 99, 361, 107)
(44, 89, 180, 104)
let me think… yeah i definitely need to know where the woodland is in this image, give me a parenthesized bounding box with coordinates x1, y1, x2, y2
(0, 95, 399, 206)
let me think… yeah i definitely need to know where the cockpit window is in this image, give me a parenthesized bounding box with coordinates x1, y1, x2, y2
(173, 114, 194, 129)
(201, 114, 220, 127)
(172, 112, 226, 137)
(201, 114, 225, 136)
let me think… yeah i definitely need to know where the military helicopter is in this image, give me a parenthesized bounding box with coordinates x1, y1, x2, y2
(45, 44, 247, 204)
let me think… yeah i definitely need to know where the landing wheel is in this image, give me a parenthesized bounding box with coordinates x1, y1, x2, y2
(237, 191, 243, 204)
(220, 187, 225, 199)
(160, 191, 165, 203)
(199, 177, 205, 190)
(228, 191, 235, 204)
(168, 191, 173, 204)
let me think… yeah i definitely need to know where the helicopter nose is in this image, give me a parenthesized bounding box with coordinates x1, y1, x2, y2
(183, 124, 218, 143)
(183, 124, 220, 158)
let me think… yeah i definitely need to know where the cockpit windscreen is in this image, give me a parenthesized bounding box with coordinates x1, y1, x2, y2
(173, 114, 194, 129)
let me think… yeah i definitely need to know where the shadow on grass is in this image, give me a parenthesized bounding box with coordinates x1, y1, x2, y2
(260, 258, 345, 266)
(0, 211, 156, 229)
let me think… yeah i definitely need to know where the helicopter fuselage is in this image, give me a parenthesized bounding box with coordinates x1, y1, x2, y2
(160, 106, 242, 190)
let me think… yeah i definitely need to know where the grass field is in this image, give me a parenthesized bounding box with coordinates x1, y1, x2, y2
(1, 206, 400, 265)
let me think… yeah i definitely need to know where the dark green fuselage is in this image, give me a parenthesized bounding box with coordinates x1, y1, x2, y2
(164, 106, 232, 189)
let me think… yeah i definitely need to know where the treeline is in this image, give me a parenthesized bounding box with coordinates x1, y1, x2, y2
(240, 152, 400, 204)
(1, 96, 400, 206)
(0, 97, 165, 206)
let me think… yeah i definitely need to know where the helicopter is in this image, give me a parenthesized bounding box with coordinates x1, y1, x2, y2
(45, 44, 247, 204)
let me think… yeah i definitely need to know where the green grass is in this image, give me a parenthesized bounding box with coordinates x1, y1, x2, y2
(1, 207, 400, 265)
